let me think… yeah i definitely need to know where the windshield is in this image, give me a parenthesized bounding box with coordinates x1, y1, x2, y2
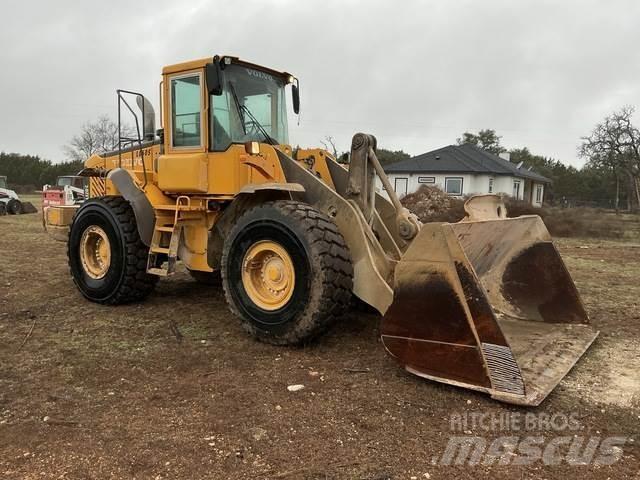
(57, 177, 73, 187)
(0, 177, 6, 189)
(211, 64, 289, 150)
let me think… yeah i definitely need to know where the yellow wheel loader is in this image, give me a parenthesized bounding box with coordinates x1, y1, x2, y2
(44, 55, 597, 406)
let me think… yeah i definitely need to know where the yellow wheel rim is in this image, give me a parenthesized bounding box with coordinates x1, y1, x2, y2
(241, 240, 295, 311)
(79, 225, 111, 279)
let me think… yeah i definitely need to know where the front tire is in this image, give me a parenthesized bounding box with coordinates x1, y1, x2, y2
(221, 200, 353, 345)
(67, 196, 157, 304)
(7, 199, 22, 215)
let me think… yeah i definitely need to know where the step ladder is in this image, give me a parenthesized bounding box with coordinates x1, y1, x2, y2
(146, 196, 192, 276)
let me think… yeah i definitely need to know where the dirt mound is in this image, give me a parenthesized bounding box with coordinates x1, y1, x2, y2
(401, 185, 465, 223)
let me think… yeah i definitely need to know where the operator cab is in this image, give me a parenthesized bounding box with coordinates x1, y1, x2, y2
(162, 55, 299, 153)
(57, 176, 87, 190)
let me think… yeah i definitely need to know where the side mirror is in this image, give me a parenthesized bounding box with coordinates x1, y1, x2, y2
(292, 82, 300, 114)
(206, 56, 223, 96)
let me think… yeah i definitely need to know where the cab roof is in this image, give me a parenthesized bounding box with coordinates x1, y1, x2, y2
(162, 56, 293, 80)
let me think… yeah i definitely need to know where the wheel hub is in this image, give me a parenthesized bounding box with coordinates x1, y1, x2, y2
(242, 240, 295, 310)
(79, 225, 111, 279)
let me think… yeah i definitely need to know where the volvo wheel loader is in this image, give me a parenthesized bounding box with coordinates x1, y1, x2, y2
(43, 55, 597, 406)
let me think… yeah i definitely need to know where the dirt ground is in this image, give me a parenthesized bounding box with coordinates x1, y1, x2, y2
(1, 198, 638, 479)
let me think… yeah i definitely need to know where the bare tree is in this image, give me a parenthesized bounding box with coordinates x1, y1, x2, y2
(63, 115, 131, 162)
(579, 106, 640, 212)
(320, 135, 339, 159)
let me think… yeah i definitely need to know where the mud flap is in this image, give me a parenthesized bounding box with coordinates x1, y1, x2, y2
(380, 216, 598, 406)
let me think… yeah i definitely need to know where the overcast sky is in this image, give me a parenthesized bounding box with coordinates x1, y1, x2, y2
(2, 0, 640, 167)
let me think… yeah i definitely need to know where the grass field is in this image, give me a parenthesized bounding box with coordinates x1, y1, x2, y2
(0, 198, 638, 479)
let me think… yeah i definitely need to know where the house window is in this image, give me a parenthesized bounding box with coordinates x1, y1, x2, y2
(535, 184, 543, 203)
(445, 177, 463, 196)
(488, 177, 494, 193)
(513, 180, 521, 199)
(418, 176, 435, 184)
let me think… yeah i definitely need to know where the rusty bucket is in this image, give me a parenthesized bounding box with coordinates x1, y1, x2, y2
(380, 199, 598, 406)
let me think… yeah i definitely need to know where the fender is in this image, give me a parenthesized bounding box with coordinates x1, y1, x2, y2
(107, 168, 155, 246)
(206, 183, 304, 271)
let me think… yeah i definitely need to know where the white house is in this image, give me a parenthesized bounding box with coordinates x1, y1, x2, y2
(377, 144, 551, 207)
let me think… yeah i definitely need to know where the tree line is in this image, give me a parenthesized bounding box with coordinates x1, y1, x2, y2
(457, 125, 637, 210)
(0, 153, 83, 189)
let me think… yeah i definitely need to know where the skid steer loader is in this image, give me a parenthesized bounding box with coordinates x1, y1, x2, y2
(0, 176, 38, 215)
(44, 55, 597, 406)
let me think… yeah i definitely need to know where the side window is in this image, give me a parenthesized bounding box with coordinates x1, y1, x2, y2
(171, 74, 202, 148)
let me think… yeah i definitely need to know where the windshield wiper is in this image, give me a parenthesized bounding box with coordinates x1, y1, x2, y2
(228, 83, 247, 135)
(228, 82, 277, 145)
(240, 104, 277, 145)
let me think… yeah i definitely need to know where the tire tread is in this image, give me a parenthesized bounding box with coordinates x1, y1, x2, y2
(67, 196, 157, 305)
(221, 200, 353, 345)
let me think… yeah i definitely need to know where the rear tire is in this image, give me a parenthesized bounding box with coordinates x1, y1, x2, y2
(221, 200, 353, 345)
(7, 199, 22, 215)
(68, 196, 157, 304)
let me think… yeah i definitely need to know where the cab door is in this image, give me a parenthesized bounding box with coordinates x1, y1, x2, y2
(157, 69, 209, 193)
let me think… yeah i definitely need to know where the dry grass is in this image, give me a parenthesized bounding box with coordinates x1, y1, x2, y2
(1, 196, 639, 479)
(539, 208, 640, 240)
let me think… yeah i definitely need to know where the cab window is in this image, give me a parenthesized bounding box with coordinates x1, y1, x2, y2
(211, 90, 235, 151)
(171, 74, 202, 148)
(209, 64, 289, 151)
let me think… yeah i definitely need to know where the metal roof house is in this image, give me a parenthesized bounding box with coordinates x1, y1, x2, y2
(378, 144, 552, 207)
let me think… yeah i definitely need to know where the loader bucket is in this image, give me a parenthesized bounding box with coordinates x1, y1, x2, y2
(380, 215, 598, 406)
(20, 202, 38, 214)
